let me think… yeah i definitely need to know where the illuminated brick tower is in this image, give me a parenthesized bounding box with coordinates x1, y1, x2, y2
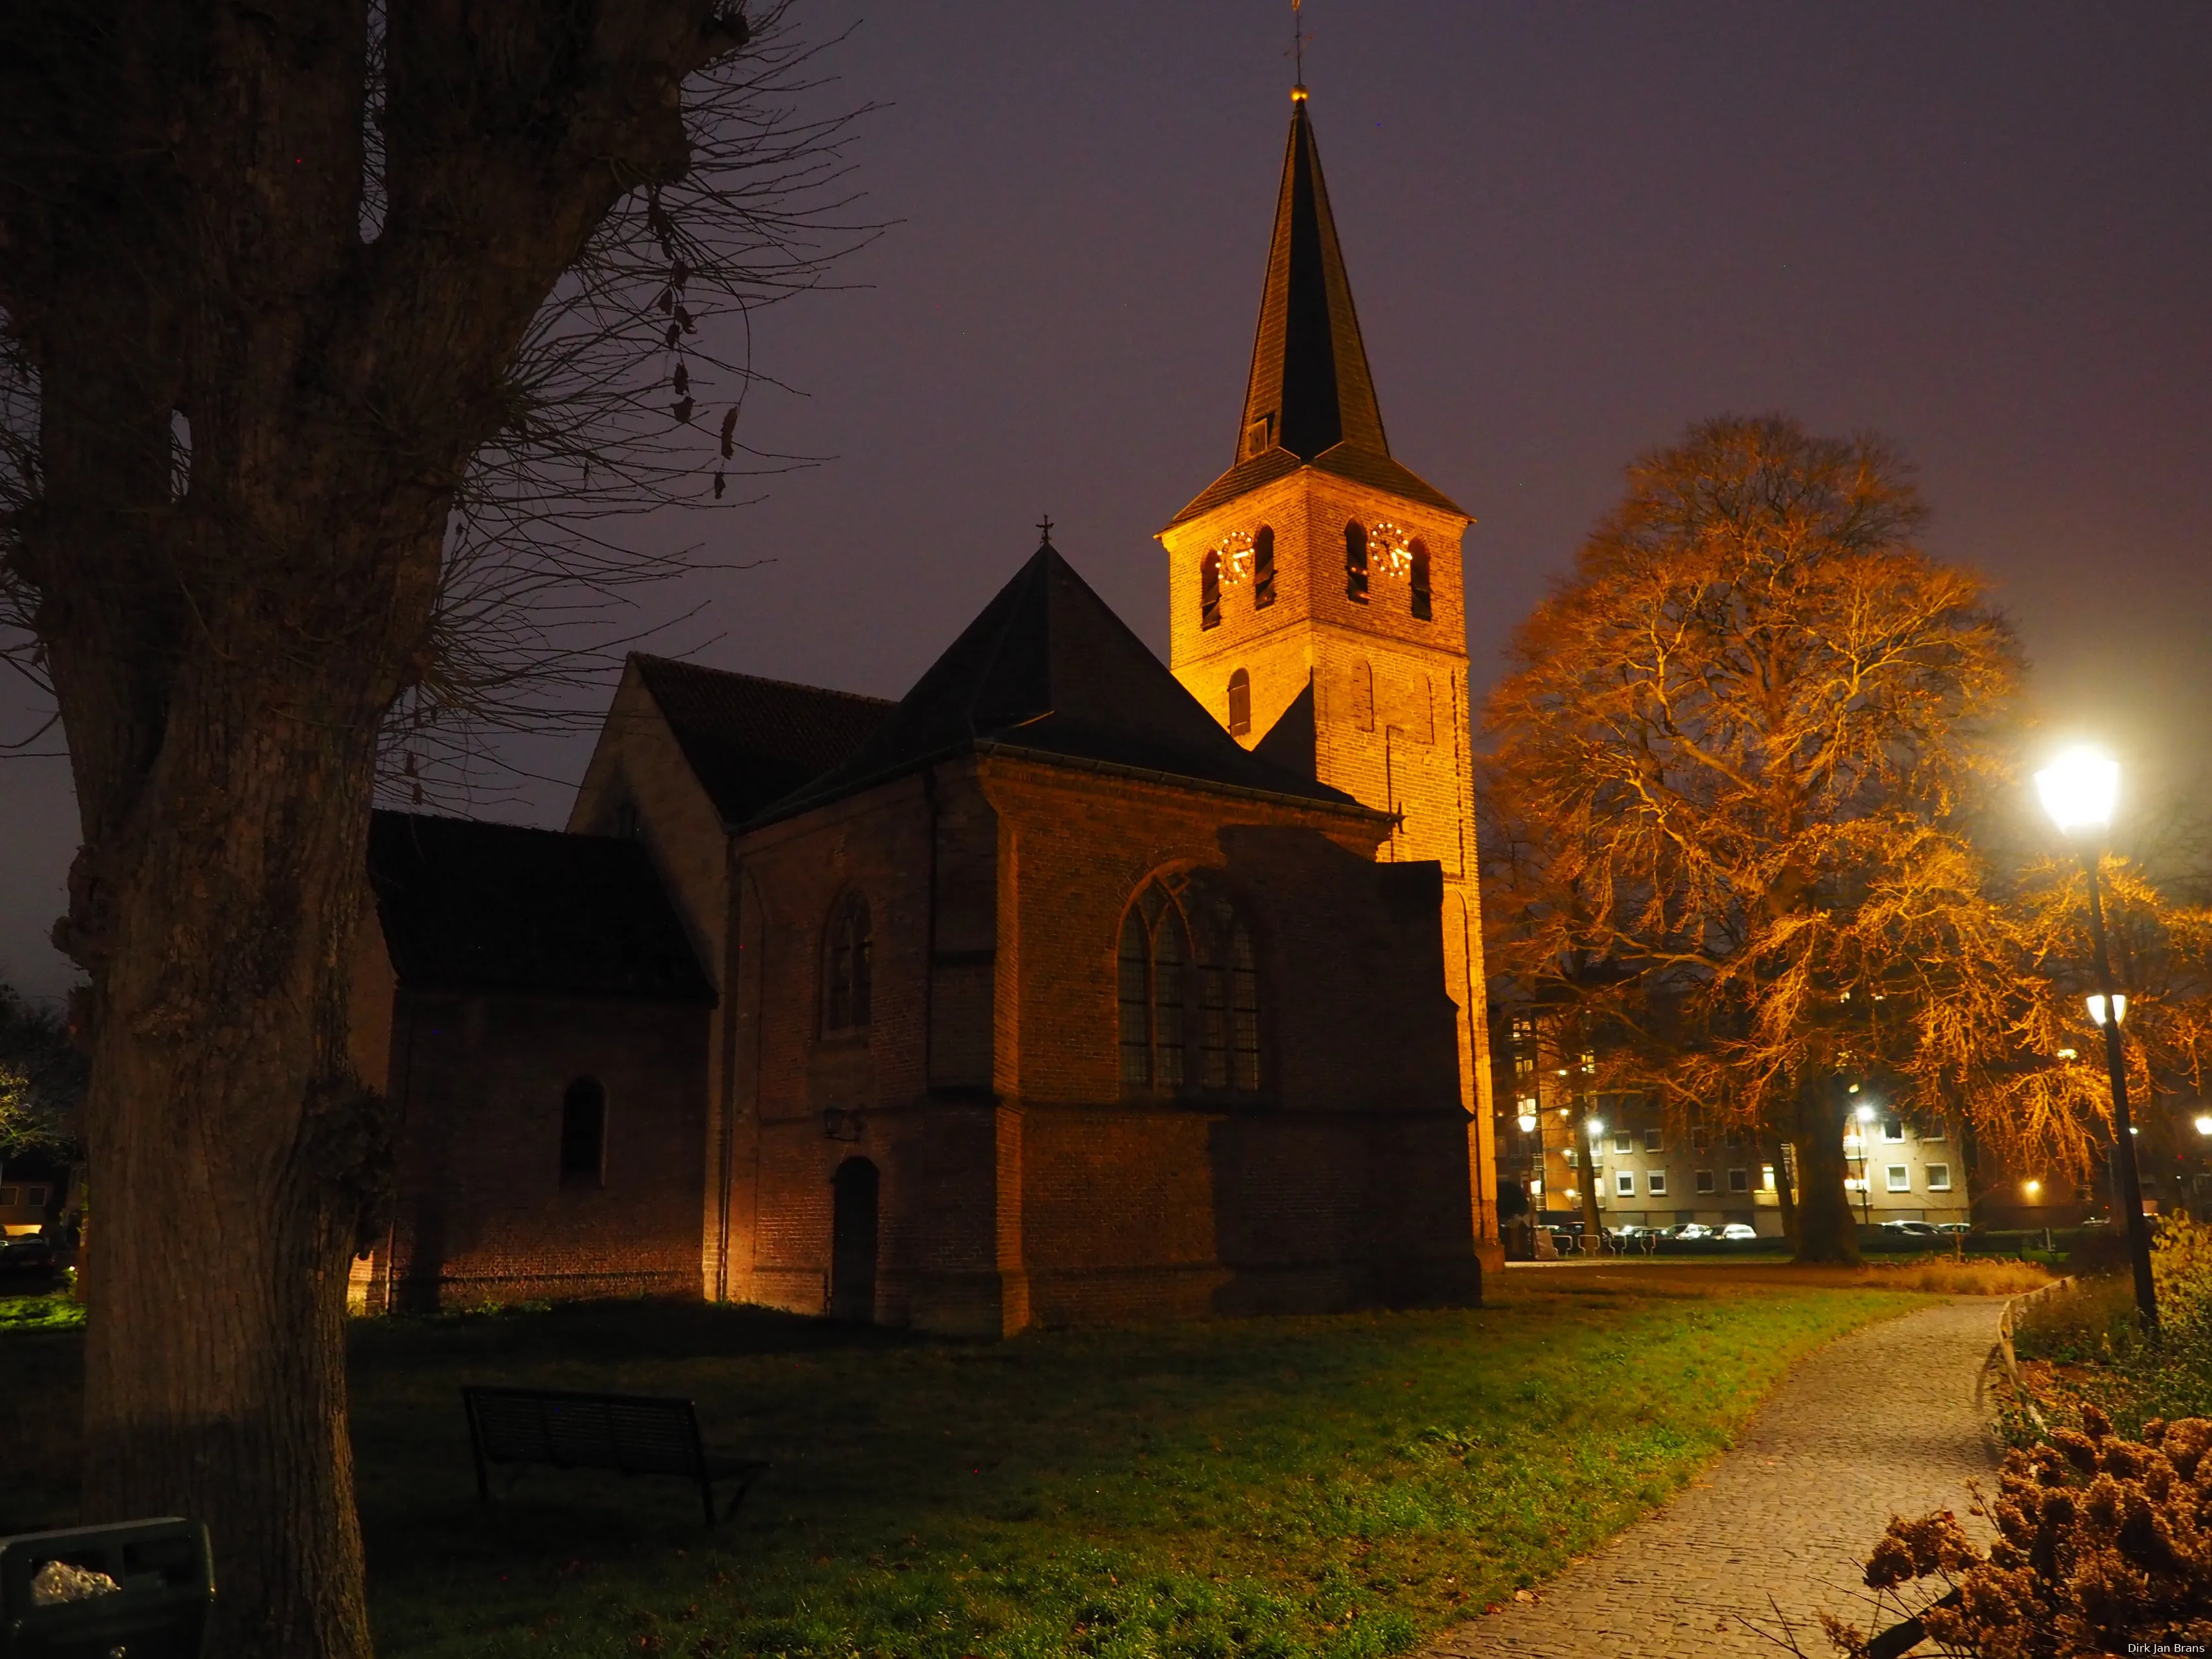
(1161, 86, 1498, 1260)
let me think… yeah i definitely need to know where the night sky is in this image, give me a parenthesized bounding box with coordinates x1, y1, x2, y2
(5, 1, 2211, 1000)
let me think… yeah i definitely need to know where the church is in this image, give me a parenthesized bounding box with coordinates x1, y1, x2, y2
(347, 89, 1502, 1334)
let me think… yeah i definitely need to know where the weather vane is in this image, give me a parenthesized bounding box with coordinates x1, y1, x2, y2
(1290, 0, 1307, 89)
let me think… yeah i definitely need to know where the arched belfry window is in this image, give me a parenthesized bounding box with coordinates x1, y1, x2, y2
(1227, 669, 1252, 736)
(1118, 875, 1261, 1095)
(1344, 522, 1369, 603)
(826, 891, 872, 1032)
(561, 1078, 607, 1185)
(1410, 540, 1432, 621)
(1253, 527, 1276, 609)
(1200, 550, 1222, 631)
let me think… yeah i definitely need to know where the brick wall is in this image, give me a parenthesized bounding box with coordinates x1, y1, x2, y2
(368, 987, 710, 1309)
(717, 750, 1479, 1334)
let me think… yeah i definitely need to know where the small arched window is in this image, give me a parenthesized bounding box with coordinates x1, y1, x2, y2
(1119, 876, 1260, 1095)
(1200, 550, 1222, 631)
(826, 892, 872, 1032)
(1227, 669, 1252, 736)
(1410, 540, 1432, 621)
(560, 1078, 607, 1184)
(1344, 522, 1369, 603)
(1253, 526, 1276, 609)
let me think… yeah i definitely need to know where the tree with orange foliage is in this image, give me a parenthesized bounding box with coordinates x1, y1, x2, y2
(1480, 415, 2103, 1262)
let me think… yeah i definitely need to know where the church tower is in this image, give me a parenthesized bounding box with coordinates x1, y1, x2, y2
(1161, 86, 1498, 1260)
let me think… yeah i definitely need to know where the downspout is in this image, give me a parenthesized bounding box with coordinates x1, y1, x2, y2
(715, 839, 742, 1303)
(922, 769, 940, 1085)
(384, 990, 418, 1315)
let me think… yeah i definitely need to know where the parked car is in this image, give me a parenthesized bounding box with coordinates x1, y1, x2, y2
(1717, 1223, 1759, 1242)
(1880, 1220, 1943, 1238)
(0, 1234, 58, 1274)
(1668, 1222, 1718, 1241)
(1609, 1225, 1659, 1242)
(1934, 1222, 1972, 1236)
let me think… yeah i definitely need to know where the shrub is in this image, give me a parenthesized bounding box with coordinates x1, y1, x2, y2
(2155, 1215, 2212, 1332)
(1824, 1407, 2212, 1656)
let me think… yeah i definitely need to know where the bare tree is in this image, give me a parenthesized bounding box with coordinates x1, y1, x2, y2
(1480, 415, 2097, 1263)
(0, 3, 863, 1653)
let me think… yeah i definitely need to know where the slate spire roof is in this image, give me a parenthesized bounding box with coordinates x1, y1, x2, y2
(755, 540, 1377, 825)
(1167, 93, 1463, 528)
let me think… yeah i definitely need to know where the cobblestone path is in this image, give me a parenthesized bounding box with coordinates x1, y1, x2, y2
(1425, 1296, 2005, 1659)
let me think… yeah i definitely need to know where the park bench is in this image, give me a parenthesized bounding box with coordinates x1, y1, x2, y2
(461, 1386, 769, 1526)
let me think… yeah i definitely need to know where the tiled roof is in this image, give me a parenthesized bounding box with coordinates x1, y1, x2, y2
(367, 812, 715, 1003)
(631, 655, 892, 826)
(754, 543, 1381, 826)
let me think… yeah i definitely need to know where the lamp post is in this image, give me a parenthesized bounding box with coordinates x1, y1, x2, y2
(2036, 749, 2158, 1334)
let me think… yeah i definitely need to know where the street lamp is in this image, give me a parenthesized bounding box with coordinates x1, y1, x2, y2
(2035, 747, 2158, 1333)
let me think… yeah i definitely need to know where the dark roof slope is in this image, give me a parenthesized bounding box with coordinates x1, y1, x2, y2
(757, 543, 1380, 826)
(1167, 95, 1463, 528)
(631, 655, 892, 826)
(368, 812, 714, 1003)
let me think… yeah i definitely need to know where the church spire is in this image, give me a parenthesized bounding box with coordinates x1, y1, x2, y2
(1238, 89, 1389, 465)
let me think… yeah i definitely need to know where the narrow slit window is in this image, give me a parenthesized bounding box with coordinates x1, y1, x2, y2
(1230, 927, 1260, 1090)
(1344, 522, 1369, 603)
(1200, 550, 1222, 631)
(1253, 526, 1275, 609)
(826, 892, 872, 1031)
(1118, 910, 1152, 1086)
(1409, 540, 1432, 620)
(1152, 911, 1187, 1089)
(1200, 962, 1229, 1089)
(1227, 669, 1252, 736)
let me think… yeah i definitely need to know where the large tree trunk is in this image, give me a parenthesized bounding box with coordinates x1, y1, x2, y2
(3, 6, 745, 1653)
(1792, 1083, 1860, 1264)
(1574, 1102, 1606, 1245)
(74, 692, 388, 1658)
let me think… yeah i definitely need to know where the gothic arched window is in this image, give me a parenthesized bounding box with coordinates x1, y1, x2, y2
(561, 1077, 607, 1184)
(1118, 876, 1261, 1095)
(1200, 550, 1222, 631)
(1410, 540, 1432, 621)
(1344, 521, 1369, 603)
(1253, 526, 1276, 609)
(825, 891, 872, 1032)
(1227, 669, 1252, 736)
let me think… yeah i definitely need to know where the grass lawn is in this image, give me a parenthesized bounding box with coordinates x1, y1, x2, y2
(2, 1273, 1928, 1658)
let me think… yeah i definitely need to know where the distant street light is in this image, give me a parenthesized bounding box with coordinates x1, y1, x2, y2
(2036, 747, 2158, 1333)
(2196, 1115, 2212, 1138)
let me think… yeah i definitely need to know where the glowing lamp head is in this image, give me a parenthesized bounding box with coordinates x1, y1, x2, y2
(2035, 749, 2120, 836)
(2087, 993, 2129, 1027)
(1856, 1104, 1878, 1122)
(1517, 1113, 1538, 1134)
(2025, 1179, 2043, 1198)
(1587, 1118, 1606, 1140)
(2195, 1115, 2212, 1137)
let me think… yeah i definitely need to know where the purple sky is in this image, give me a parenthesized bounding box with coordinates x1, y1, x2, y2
(5, 1, 2211, 1001)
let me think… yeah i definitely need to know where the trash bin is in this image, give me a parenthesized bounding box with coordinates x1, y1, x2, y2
(0, 1517, 212, 1659)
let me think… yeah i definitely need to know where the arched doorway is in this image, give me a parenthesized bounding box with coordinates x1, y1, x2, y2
(830, 1158, 879, 1323)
